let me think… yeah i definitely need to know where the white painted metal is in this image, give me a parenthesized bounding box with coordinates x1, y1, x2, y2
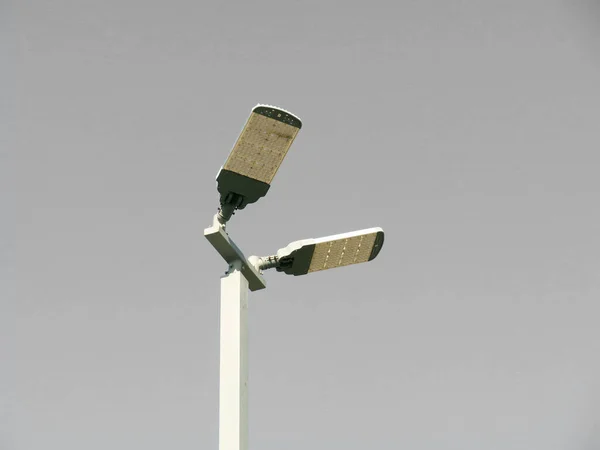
(204, 214, 266, 291)
(219, 260, 249, 450)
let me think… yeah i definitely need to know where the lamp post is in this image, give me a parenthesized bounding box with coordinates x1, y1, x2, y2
(204, 105, 385, 450)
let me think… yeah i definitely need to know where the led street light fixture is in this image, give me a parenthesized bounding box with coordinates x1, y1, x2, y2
(216, 104, 302, 223)
(274, 228, 384, 276)
(204, 104, 386, 450)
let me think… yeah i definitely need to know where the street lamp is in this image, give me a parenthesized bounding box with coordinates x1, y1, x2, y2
(204, 104, 385, 450)
(215, 104, 302, 225)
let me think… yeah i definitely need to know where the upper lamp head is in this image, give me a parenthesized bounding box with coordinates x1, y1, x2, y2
(275, 228, 385, 276)
(216, 105, 302, 216)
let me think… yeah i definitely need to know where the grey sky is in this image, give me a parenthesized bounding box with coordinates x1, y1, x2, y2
(2, 0, 16, 446)
(13, 0, 600, 449)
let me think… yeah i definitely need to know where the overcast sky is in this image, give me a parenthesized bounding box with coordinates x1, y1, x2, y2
(9, 0, 600, 449)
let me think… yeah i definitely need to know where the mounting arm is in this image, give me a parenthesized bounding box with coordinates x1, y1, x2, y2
(247, 255, 280, 272)
(204, 214, 267, 291)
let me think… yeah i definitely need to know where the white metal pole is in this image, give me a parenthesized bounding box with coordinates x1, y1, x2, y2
(219, 260, 249, 450)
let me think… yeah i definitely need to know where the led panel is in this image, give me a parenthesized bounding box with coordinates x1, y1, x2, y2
(223, 105, 301, 185)
(276, 227, 384, 276)
(308, 230, 379, 273)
